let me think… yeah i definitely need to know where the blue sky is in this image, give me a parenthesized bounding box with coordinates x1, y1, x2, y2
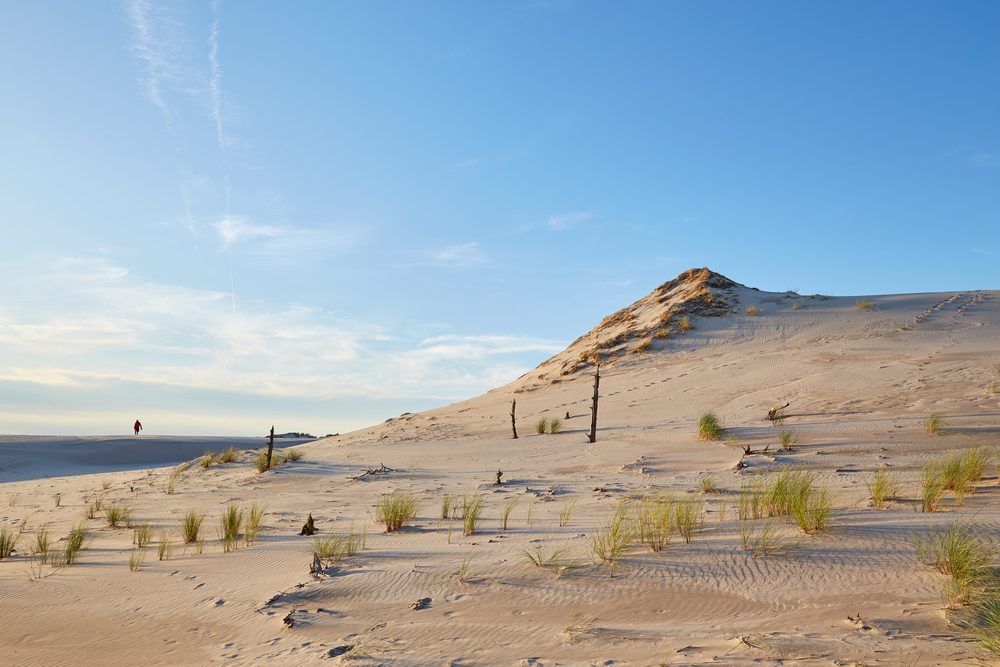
(1, 1, 997, 436)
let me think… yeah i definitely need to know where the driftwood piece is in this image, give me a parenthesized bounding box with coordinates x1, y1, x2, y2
(767, 402, 790, 421)
(310, 552, 323, 574)
(349, 463, 394, 481)
(410, 597, 431, 610)
(495, 469, 503, 485)
(299, 513, 316, 536)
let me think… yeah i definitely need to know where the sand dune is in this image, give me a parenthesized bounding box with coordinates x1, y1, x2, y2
(1, 270, 999, 665)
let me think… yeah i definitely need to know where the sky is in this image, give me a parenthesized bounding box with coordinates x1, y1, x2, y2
(1, 1, 998, 436)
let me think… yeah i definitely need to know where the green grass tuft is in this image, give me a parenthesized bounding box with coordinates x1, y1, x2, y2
(182, 508, 204, 544)
(218, 503, 244, 552)
(462, 495, 484, 536)
(376, 491, 418, 533)
(697, 412, 723, 441)
(916, 522, 992, 602)
(548, 418, 562, 434)
(591, 501, 632, 566)
(868, 468, 899, 510)
(535, 418, 548, 435)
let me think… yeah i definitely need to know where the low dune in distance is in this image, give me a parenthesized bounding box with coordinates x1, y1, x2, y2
(1, 269, 999, 665)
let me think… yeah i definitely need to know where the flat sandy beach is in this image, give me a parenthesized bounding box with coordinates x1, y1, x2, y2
(2, 272, 999, 665)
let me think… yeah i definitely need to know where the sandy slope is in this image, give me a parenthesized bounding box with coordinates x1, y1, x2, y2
(1, 274, 999, 665)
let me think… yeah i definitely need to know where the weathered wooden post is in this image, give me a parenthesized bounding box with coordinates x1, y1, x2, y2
(588, 366, 600, 443)
(510, 399, 518, 439)
(265, 425, 275, 470)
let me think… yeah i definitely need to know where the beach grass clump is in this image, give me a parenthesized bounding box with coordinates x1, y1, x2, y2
(535, 418, 548, 435)
(697, 412, 723, 441)
(922, 463, 946, 512)
(62, 523, 88, 565)
(523, 542, 578, 578)
(988, 381, 1000, 398)
(674, 500, 703, 544)
(441, 493, 455, 520)
(105, 503, 132, 529)
(791, 486, 832, 534)
(971, 594, 1000, 654)
(219, 503, 244, 552)
(313, 528, 365, 563)
(745, 305, 758, 316)
(635, 338, 653, 353)
(200, 451, 216, 468)
(215, 446, 241, 464)
(157, 531, 173, 561)
(738, 478, 767, 521)
(740, 519, 782, 557)
(916, 522, 992, 602)
(101, 480, 112, 490)
(763, 469, 815, 519)
(375, 491, 418, 533)
(128, 547, 145, 572)
(778, 429, 798, 451)
(591, 501, 632, 566)
(254, 450, 272, 472)
(33, 527, 50, 564)
(558, 499, 576, 527)
(549, 418, 562, 434)
(462, 495, 484, 536)
(500, 498, 517, 530)
(699, 475, 719, 494)
(0, 523, 23, 559)
(245, 503, 265, 546)
(677, 316, 692, 331)
(855, 299, 875, 311)
(7, 492, 18, 508)
(924, 413, 944, 436)
(280, 448, 304, 462)
(181, 508, 205, 544)
(133, 524, 153, 548)
(868, 468, 899, 510)
(636, 493, 674, 551)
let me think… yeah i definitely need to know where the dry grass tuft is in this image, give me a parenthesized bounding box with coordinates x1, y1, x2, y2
(535, 418, 548, 435)
(462, 495, 484, 536)
(745, 305, 758, 316)
(924, 413, 944, 435)
(219, 503, 244, 552)
(182, 508, 204, 544)
(855, 299, 875, 311)
(592, 501, 632, 566)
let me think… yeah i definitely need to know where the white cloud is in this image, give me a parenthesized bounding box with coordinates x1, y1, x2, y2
(215, 215, 284, 247)
(428, 242, 491, 268)
(547, 211, 592, 230)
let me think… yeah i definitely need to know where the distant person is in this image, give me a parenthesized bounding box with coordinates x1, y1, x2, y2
(133, 419, 143, 436)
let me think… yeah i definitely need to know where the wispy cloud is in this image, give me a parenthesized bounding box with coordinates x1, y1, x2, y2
(450, 157, 482, 171)
(547, 211, 592, 230)
(208, 0, 227, 150)
(970, 153, 995, 167)
(215, 215, 284, 247)
(427, 242, 491, 269)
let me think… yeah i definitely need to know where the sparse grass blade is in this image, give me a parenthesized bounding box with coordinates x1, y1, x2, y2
(463, 495, 484, 536)
(157, 531, 173, 561)
(500, 498, 517, 530)
(129, 547, 145, 572)
(558, 500, 576, 527)
(778, 429, 798, 451)
(922, 463, 946, 512)
(675, 500, 703, 544)
(535, 418, 548, 435)
(245, 503, 265, 546)
(592, 501, 632, 566)
(549, 418, 562, 434)
(699, 475, 719, 494)
(133, 524, 153, 548)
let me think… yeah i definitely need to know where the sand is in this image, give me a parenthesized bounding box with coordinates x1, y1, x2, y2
(1, 273, 999, 665)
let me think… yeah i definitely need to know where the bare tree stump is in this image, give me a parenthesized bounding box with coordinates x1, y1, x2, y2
(299, 513, 316, 536)
(510, 399, 518, 439)
(588, 366, 601, 443)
